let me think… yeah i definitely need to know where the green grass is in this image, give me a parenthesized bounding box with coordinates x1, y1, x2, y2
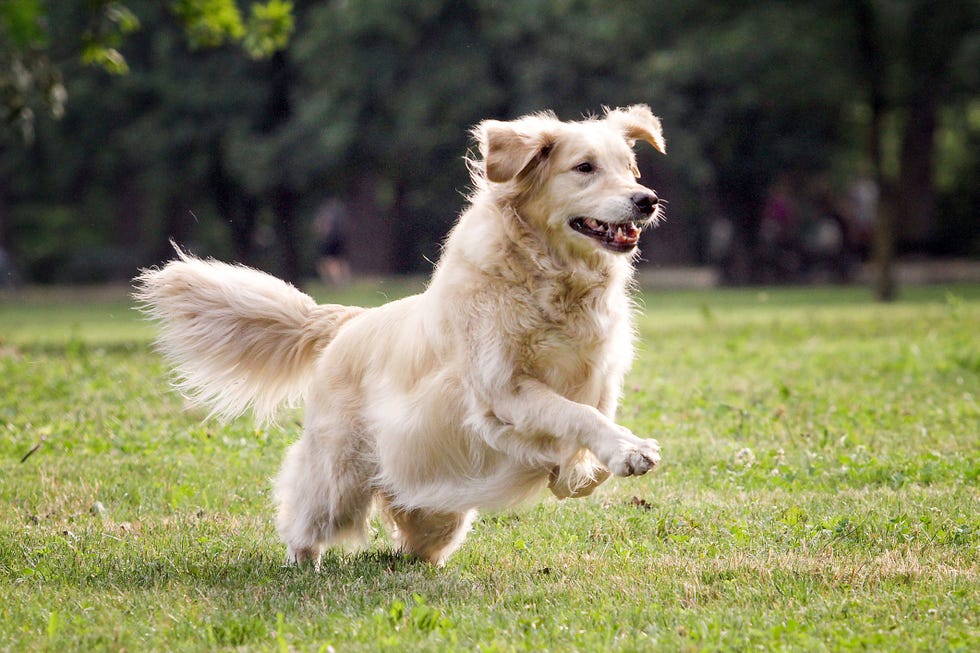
(1, 281, 978, 652)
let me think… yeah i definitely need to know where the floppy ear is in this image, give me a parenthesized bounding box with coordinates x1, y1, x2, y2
(476, 120, 557, 183)
(604, 104, 666, 154)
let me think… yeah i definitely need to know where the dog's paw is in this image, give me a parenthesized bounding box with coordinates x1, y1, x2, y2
(608, 439, 661, 477)
(285, 545, 323, 571)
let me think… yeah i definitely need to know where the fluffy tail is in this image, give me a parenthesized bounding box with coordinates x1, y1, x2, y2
(133, 249, 365, 423)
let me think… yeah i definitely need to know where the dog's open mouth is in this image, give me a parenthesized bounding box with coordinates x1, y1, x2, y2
(569, 217, 642, 252)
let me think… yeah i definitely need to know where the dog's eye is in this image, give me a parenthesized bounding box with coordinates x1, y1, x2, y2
(574, 162, 595, 174)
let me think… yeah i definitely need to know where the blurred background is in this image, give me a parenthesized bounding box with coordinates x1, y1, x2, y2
(1, 0, 978, 291)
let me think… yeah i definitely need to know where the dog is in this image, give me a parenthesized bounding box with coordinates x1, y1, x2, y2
(134, 105, 667, 566)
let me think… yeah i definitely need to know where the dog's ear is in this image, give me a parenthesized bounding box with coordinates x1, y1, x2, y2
(604, 105, 666, 155)
(476, 119, 557, 183)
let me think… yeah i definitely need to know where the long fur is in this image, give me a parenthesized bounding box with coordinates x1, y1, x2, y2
(134, 248, 365, 423)
(135, 105, 667, 566)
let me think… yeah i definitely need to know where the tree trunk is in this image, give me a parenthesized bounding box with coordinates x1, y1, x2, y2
(895, 0, 968, 249)
(155, 196, 195, 262)
(0, 186, 14, 286)
(853, 0, 895, 301)
(345, 174, 396, 275)
(227, 196, 259, 264)
(114, 171, 144, 250)
(259, 51, 300, 281)
(871, 183, 897, 301)
(211, 152, 259, 264)
(897, 96, 938, 248)
(271, 185, 301, 284)
(869, 101, 896, 301)
(0, 188, 8, 250)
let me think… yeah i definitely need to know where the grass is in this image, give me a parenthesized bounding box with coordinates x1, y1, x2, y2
(1, 280, 978, 651)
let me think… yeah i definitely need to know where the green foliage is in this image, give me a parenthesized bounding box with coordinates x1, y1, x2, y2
(0, 0, 62, 140)
(0, 0, 47, 47)
(243, 0, 294, 59)
(0, 0, 294, 144)
(0, 284, 978, 650)
(171, 0, 247, 48)
(80, 3, 141, 75)
(0, 0, 977, 279)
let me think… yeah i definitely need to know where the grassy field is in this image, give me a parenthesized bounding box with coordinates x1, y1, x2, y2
(1, 281, 978, 652)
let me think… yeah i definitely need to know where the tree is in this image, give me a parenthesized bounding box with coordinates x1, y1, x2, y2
(1, 0, 293, 142)
(0, 0, 294, 280)
(2, 0, 976, 286)
(846, 0, 979, 300)
(631, 2, 855, 282)
(255, 0, 679, 274)
(633, 0, 979, 295)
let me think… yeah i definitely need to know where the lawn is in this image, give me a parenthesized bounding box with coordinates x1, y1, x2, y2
(1, 281, 978, 651)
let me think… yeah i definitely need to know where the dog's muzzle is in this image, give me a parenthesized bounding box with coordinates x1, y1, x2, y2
(569, 191, 660, 253)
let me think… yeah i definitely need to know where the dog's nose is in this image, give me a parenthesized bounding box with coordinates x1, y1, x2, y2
(631, 191, 659, 216)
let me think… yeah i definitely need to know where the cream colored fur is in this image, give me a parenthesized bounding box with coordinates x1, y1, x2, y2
(134, 105, 667, 566)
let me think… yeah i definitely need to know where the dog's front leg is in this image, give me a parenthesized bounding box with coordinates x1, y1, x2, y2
(484, 378, 660, 478)
(547, 452, 610, 499)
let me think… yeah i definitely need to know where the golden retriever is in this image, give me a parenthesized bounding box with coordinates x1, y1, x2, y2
(134, 105, 666, 566)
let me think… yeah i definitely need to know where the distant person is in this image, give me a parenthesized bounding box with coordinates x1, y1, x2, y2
(761, 176, 798, 247)
(0, 247, 20, 288)
(314, 199, 351, 286)
(805, 177, 852, 282)
(759, 176, 802, 281)
(845, 167, 879, 260)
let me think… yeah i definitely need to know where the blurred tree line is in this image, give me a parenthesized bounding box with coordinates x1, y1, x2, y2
(1, 0, 978, 291)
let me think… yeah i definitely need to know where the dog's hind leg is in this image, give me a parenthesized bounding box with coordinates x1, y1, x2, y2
(381, 502, 477, 566)
(273, 423, 375, 569)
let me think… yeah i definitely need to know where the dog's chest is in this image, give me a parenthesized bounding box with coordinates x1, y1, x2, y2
(523, 285, 630, 400)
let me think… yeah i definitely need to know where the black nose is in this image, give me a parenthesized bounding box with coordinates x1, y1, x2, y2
(631, 191, 659, 215)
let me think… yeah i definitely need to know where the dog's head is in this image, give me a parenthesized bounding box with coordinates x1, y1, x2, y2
(473, 105, 666, 259)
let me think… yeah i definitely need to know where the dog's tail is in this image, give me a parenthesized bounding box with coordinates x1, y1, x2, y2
(134, 248, 365, 424)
